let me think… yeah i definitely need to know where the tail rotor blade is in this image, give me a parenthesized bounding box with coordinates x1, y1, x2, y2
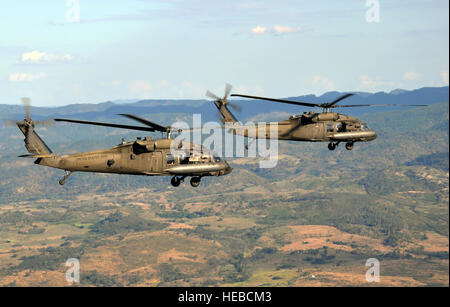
(224, 83, 232, 100)
(3, 119, 18, 128)
(21, 97, 31, 120)
(227, 102, 242, 113)
(206, 90, 220, 101)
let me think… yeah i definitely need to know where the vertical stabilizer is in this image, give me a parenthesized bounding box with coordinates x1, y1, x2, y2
(17, 121, 52, 155)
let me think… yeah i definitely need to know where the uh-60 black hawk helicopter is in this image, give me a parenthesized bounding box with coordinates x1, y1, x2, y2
(9, 98, 232, 188)
(206, 84, 427, 151)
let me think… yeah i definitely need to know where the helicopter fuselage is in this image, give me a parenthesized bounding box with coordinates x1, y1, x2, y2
(37, 137, 232, 177)
(230, 112, 377, 145)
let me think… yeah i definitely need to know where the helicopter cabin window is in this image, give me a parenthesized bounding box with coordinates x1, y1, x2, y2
(166, 154, 176, 165)
(326, 124, 334, 133)
(213, 155, 222, 162)
(336, 122, 344, 132)
(180, 156, 190, 164)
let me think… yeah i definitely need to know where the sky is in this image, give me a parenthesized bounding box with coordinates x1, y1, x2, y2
(0, 0, 448, 106)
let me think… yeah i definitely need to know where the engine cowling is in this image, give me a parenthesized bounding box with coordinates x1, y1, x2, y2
(313, 113, 339, 122)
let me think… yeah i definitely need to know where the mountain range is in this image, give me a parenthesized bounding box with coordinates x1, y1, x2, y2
(1, 86, 448, 124)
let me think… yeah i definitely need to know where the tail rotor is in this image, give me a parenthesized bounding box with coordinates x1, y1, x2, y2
(205, 83, 242, 123)
(3, 97, 54, 129)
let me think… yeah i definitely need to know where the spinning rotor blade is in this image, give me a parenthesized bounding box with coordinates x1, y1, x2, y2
(232, 92, 428, 110)
(224, 83, 232, 99)
(54, 118, 157, 132)
(118, 114, 168, 132)
(22, 97, 31, 120)
(333, 103, 429, 108)
(3, 119, 18, 128)
(231, 94, 318, 108)
(4, 119, 54, 128)
(324, 93, 355, 108)
(206, 90, 221, 101)
(227, 102, 243, 113)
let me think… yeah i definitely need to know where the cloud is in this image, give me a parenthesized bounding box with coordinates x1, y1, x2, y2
(312, 75, 335, 90)
(441, 70, 449, 85)
(9, 72, 46, 82)
(251, 26, 267, 35)
(273, 25, 303, 34)
(246, 25, 303, 36)
(402, 71, 421, 81)
(21, 50, 73, 64)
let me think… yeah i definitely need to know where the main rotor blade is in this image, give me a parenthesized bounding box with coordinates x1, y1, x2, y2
(118, 114, 168, 132)
(54, 118, 157, 132)
(230, 94, 318, 108)
(334, 104, 429, 108)
(326, 93, 355, 107)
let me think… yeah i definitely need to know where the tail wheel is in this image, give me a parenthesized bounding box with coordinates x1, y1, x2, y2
(328, 143, 336, 151)
(171, 177, 181, 187)
(190, 177, 201, 188)
(345, 142, 354, 150)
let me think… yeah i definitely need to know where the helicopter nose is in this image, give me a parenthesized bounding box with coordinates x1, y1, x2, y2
(222, 162, 233, 175)
(369, 130, 377, 140)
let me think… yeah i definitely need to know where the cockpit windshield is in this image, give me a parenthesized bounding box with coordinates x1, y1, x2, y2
(360, 123, 370, 131)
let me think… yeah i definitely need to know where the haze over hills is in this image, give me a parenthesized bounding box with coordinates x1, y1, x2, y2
(0, 86, 448, 286)
(0, 86, 448, 123)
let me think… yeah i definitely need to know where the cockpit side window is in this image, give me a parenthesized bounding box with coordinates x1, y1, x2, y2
(213, 155, 222, 162)
(166, 154, 176, 165)
(326, 124, 334, 132)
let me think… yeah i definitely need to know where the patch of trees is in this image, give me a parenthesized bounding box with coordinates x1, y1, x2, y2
(406, 152, 449, 172)
(82, 270, 123, 287)
(158, 263, 185, 283)
(10, 246, 85, 273)
(90, 211, 167, 235)
(0, 211, 32, 225)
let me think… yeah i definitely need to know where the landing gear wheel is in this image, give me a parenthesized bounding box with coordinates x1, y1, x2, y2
(190, 177, 201, 188)
(345, 142, 354, 151)
(58, 171, 72, 186)
(328, 143, 336, 151)
(171, 177, 181, 187)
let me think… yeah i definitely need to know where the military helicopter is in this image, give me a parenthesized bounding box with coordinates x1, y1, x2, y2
(8, 98, 232, 188)
(206, 84, 427, 151)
